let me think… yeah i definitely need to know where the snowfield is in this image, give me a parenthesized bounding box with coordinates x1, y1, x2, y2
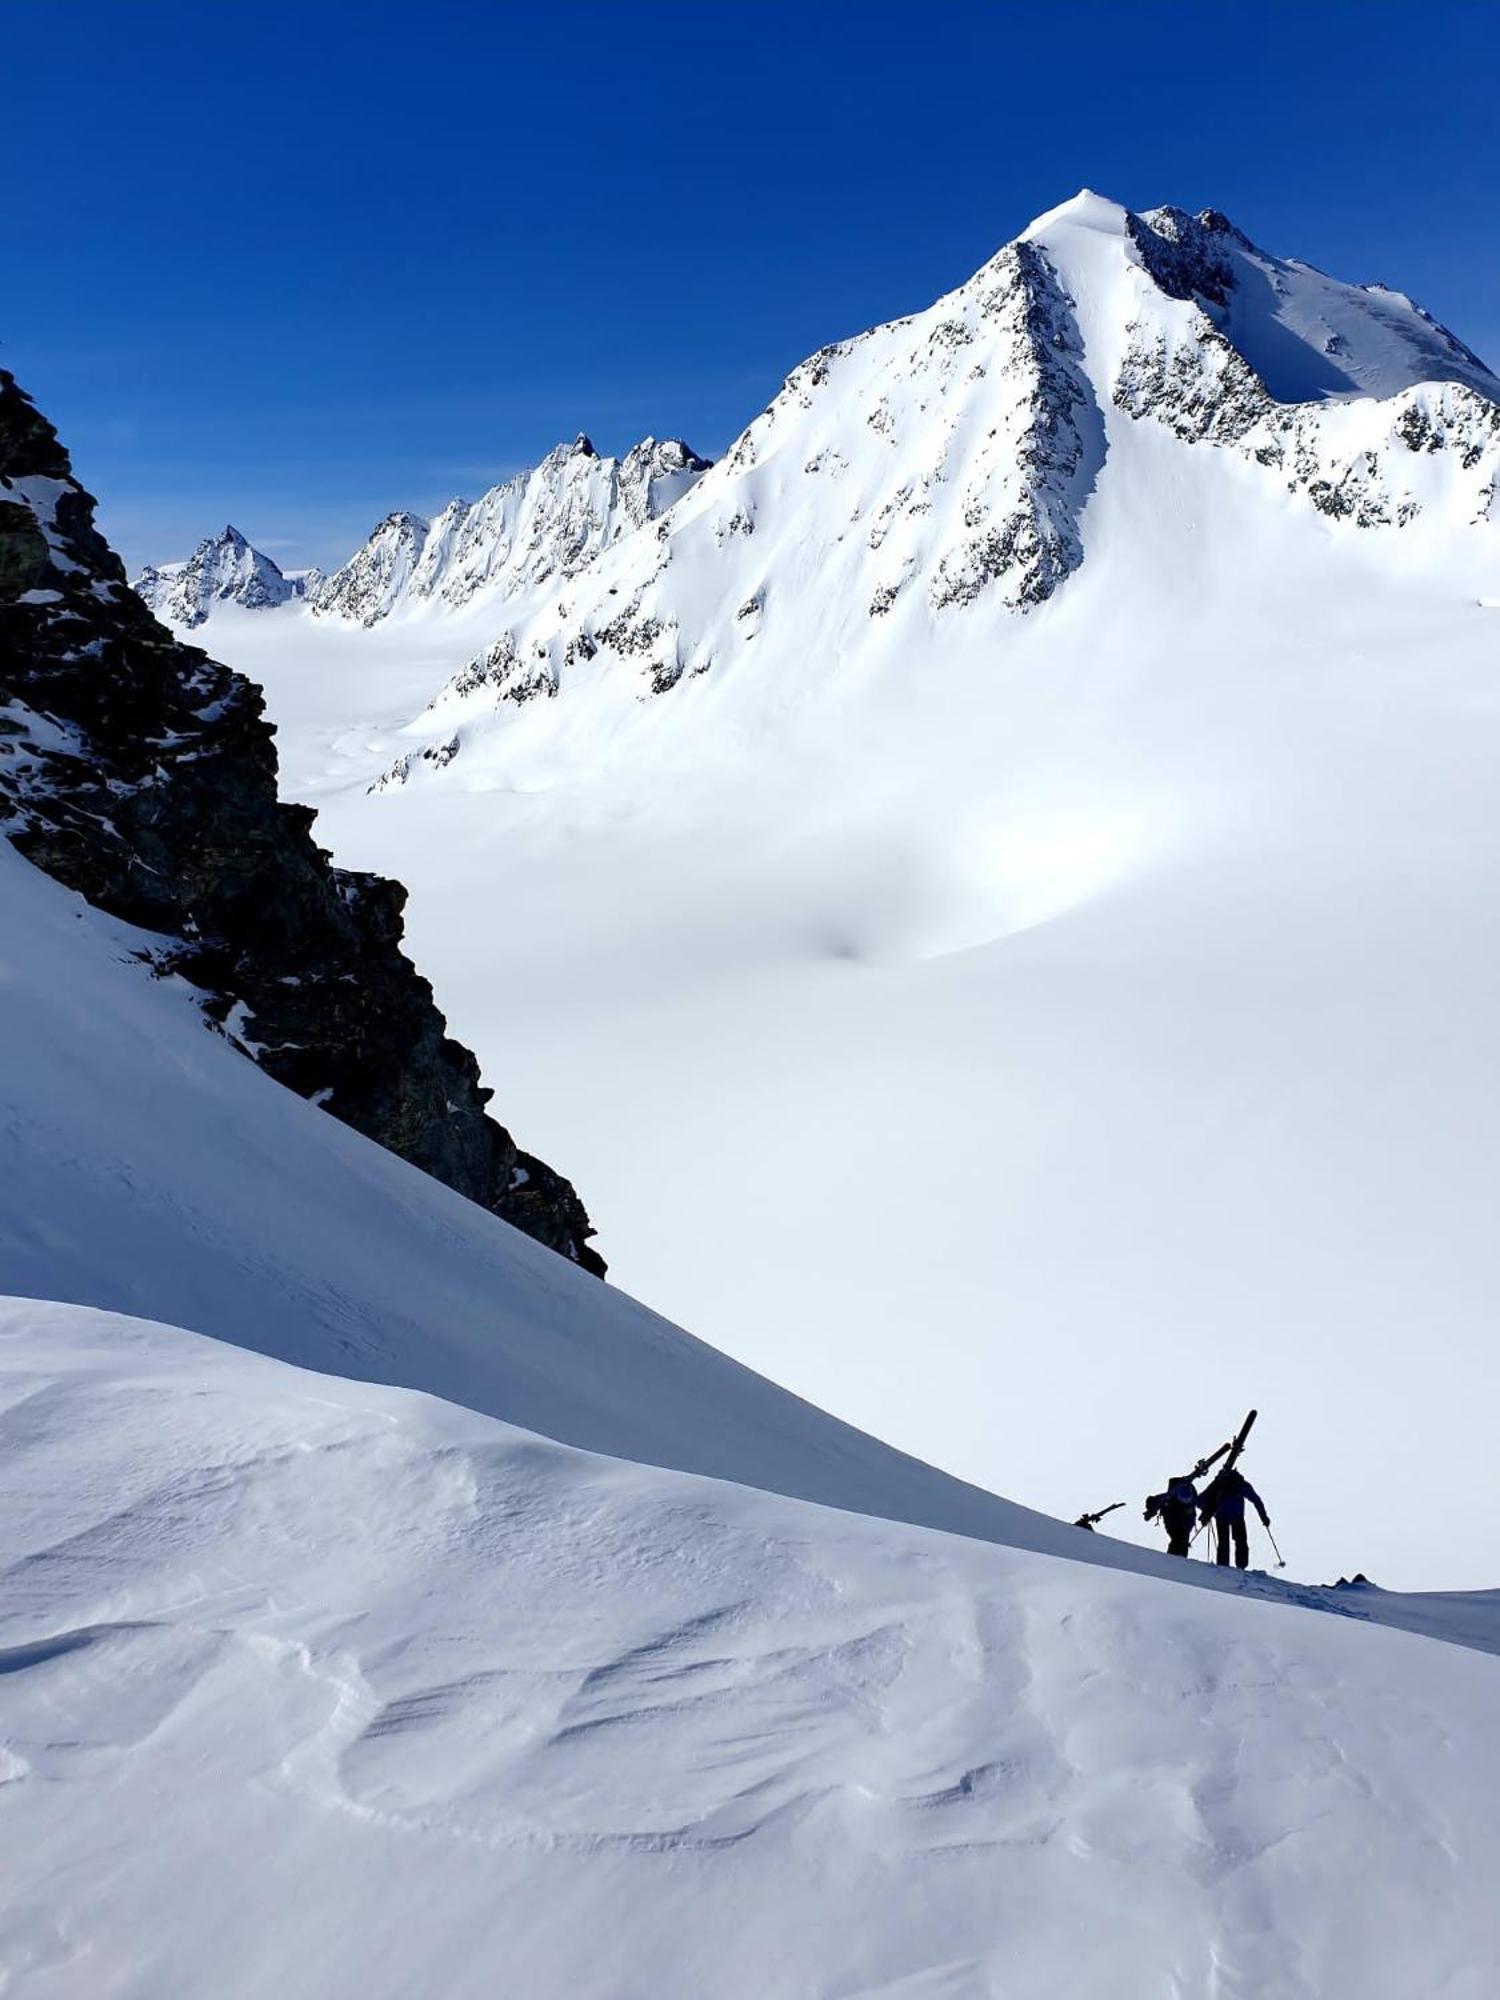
(3, 705, 1499, 1997)
(187, 195, 1500, 1590)
(3, 1296, 1500, 2000)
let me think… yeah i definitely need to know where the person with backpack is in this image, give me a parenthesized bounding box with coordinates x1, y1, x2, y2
(1144, 1471, 1201, 1557)
(1198, 1464, 1271, 1569)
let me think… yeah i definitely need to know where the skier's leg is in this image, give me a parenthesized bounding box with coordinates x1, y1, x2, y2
(1215, 1519, 1230, 1566)
(1233, 1519, 1249, 1569)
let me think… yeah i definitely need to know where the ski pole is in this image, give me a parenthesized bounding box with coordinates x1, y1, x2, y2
(1265, 1525, 1286, 1570)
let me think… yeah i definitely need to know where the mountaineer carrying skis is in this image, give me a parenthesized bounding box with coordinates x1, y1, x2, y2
(1144, 1471, 1200, 1557)
(1198, 1464, 1270, 1569)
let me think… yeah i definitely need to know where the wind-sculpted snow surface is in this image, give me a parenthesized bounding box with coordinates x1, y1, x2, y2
(2, 1298, 1499, 1999)
(311, 434, 709, 626)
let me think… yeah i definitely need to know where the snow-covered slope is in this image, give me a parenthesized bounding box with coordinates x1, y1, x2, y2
(132, 524, 305, 626)
(311, 433, 710, 626)
(0, 832, 1021, 1536)
(393, 193, 1494, 727)
(1121, 201, 1499, 404)
(2, 794, 1490, 1644)
(4, 1295, 1498, 2000)
(309, 507, 430, 626)
(203, 193, 1500, 1591)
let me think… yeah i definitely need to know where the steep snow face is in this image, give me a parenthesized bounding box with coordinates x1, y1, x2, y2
(312, 434, 710, 628)
(407, 237, 1107, 725)
(393, 192, 1495, 744)
(0, 833, 1054, 1545)
(132, 524, 298, 626)
(1125, 201, 1500, 405)
(1106, 204, 1500, 529)
(310, 508, 431, 625)
(3, 1297, 1498, 2000)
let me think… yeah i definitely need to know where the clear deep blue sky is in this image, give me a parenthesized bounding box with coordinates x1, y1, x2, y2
(5, 0, 1497, 572)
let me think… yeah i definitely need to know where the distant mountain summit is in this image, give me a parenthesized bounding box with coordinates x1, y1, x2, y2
(311, 432, 711, 626)
(135, 434, 712, 632)
(132, 524, 317, 627)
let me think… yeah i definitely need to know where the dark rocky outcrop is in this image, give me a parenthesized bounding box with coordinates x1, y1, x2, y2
(0, 366, 604, 1275)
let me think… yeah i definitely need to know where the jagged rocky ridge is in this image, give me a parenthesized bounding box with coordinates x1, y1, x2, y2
(1115, 206, 1500, 526)
(0, 368, 603, 1274)
(134, 525, 321, 626)
(311, 433, 711, 626)
(376, 193, 1498, 783)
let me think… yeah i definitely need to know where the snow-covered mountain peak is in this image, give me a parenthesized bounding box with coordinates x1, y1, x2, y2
(385, 191, 1496, 758)
(1020, 186, 1132, 242)
(132, 522, 302, 627)
(310, 508, 431, 625)
(313, 431, 711, 627)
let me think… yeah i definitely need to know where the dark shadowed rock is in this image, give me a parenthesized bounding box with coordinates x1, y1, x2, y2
(0, 366, 604, 1276)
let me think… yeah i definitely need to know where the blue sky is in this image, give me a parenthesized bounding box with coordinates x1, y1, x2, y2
(5, 0, 1497, 573)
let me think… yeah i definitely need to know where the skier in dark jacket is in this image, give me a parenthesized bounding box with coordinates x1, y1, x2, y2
(1144, 1473, 1200, 1557)
(1199, 1465, 1270, 1569)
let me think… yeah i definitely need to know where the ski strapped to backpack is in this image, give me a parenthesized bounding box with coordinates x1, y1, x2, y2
(1191, 1408, 1257, 1484)
(1073, 1501, 1125, 1530)
(1189, 1409, 1258, 1549)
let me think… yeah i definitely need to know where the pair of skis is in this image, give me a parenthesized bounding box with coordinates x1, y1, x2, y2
(1191, 1409, 1285, 1568)
(1193, 1406, 1257, 1485)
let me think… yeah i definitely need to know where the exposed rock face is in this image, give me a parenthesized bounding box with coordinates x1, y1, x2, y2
(0, 368, 603, 1275)
(1113, 252, 1500, 529)
(309, 509, 431, 626)
(375, 223, 1113, 778)
(926, 240, 1097, 613)
(133, 525, 301, 626)
(313, 434, 710, 628)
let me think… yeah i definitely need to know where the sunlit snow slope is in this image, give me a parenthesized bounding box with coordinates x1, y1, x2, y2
(177, 194, 1500, 1589)
(4, 1295, 1499, 2000)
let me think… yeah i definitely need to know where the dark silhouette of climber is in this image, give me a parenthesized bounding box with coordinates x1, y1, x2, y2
(1199, 1464, 1270, 1568)
(1144, 1472, 1200, 1557)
